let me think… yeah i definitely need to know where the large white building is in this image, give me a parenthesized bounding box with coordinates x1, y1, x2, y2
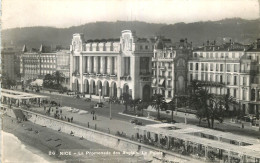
(188, 40, 260, 115)
(69, 30, 154, 100)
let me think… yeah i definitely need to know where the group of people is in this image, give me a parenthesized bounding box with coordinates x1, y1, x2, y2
(44, 106, 73, 123)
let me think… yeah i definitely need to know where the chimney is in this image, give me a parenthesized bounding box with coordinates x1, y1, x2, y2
(214, 40, 216, 45)
(207, 40, 209, 46)
(229, 39, 232, 44)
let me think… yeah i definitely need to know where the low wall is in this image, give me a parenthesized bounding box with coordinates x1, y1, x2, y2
(6, 107, 193, 162)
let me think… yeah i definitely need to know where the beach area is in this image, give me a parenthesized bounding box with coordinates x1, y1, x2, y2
(1, 115, 144, 163)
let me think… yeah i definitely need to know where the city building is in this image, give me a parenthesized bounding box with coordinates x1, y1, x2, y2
(20, 45, 57, 83)
(152, 38, 192, 101)
(188, 39, 260, 115)
(56, 50, 70, 88)
(1, 44, 21, 81)
(69, 30, 154, 100)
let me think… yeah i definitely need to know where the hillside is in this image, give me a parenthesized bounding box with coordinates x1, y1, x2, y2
(2, 18, 260, 49)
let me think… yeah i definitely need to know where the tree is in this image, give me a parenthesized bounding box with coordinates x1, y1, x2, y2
(52, 71, 65, 85)
(1, 73, 16, 89)
(150, 94, 166, 120)
(167, 97, 176, 123)
(121, 93, 132, 113)
(43, 74, 54, 88)
(130, 98, 141, 113)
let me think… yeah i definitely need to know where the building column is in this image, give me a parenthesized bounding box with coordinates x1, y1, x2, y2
(107, 57, 111, 74)
(111, 57, 114, 75)
(256, 88, 258, 102)
(101, 56, 105, 74)
(88, 56, 92, 73)
(114, 57, 117, 75)
(94, 56, 98, 73)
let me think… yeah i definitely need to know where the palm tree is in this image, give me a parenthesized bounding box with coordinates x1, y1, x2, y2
(52, 71, 65, 86)
(167, 97, 176, 123)
(121, 93, 132, 113)
(130, 98, 141, 113)
(150, 94, 166, 120)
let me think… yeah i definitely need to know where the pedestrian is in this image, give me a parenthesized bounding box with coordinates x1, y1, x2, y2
(65, 116, 66, 119)
(95, 115, 97, 120)
(93, 115, 94, 120)
(71, 117, 73, 122)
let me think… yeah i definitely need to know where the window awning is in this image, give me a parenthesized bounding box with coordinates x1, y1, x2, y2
(159, 79, 165, 85)
(152, 79, 157, 84)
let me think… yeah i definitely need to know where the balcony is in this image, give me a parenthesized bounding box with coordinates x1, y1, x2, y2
(89, 73, 96, 77)
(140, 76, 151, 82)
(159, 66, 166, 70)
(110, 74, 117, 79)
(139, 72, 152, 77)
(72, 70, 80, 77)
(120, 76, 131, 81)
(83, 72, 89, 76)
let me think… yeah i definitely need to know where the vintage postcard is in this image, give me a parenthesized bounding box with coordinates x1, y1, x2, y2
(1, 0, 260, 162)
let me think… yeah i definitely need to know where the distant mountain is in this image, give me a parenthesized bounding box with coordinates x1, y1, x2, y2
(2, 18, 260, 49)
(157, 18, 260, 46)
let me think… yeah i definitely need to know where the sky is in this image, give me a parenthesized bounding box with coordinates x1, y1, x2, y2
(2, 0, 260, 29)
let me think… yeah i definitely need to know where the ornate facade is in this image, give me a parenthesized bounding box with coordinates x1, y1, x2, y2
(188, 40, 260, 114)
(152, 38, 192, 101)
(70, 30, 154, 100)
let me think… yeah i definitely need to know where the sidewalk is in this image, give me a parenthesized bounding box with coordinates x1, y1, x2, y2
(23, 105, 137, 138)
(141, 107, 260, 132)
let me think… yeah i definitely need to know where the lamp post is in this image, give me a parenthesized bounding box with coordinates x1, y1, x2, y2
(99, 89, 101, 103)
(109, 99, 112, 120)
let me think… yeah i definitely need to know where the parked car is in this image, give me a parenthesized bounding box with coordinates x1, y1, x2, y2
(94, 103, 104, 109)
(130, 118, 143, 125)
(85, 98, 91, 102)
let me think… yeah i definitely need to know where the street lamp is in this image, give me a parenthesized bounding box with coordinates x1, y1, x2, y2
(109, 98, 112, 120)
(99, 89, 101, 103)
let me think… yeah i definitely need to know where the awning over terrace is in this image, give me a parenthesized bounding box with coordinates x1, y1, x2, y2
(135, 123, 260, 159)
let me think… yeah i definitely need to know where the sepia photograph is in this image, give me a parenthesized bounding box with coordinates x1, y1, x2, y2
(1, 0, 260, 162)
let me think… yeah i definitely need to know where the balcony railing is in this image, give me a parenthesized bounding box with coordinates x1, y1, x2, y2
(72, 71, 80, 76)
(140, 72, 152, 76)
(120, 76, 131, 81)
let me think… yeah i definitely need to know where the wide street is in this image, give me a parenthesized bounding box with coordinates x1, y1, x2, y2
(26, 90, 260, 138)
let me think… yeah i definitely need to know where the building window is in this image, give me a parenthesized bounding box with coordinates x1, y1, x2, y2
(242, 89, 246, 100)
(205, 73, 208, 81)
(210, 64, 213, 71)
(210, 53, 213, 58)
(216, 64, 219, 71)
(234, 76, 237, 85)
(234, 64, 238, 72)
(227, 75, 231, 85)
(201, 63, 204, 71)
(210, 74, 213, 81)
(201, 73, 204, 81)
(234, 89, 237, 98)
(168, 91, 172, 98)
(190, 74, 193, 81)
(145, 45, 148, 50)
(243, 77, 247, 85)
(190, 63, 193, 70)
(196, 63, 199, 70)
(205, 63, 208, 71)
(227, 88, 230, 95)
(220, 64, 223, 71)
(227, 64, 231, 72)
(140, 45, 143, 50)
(220, 75, 223, 83)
